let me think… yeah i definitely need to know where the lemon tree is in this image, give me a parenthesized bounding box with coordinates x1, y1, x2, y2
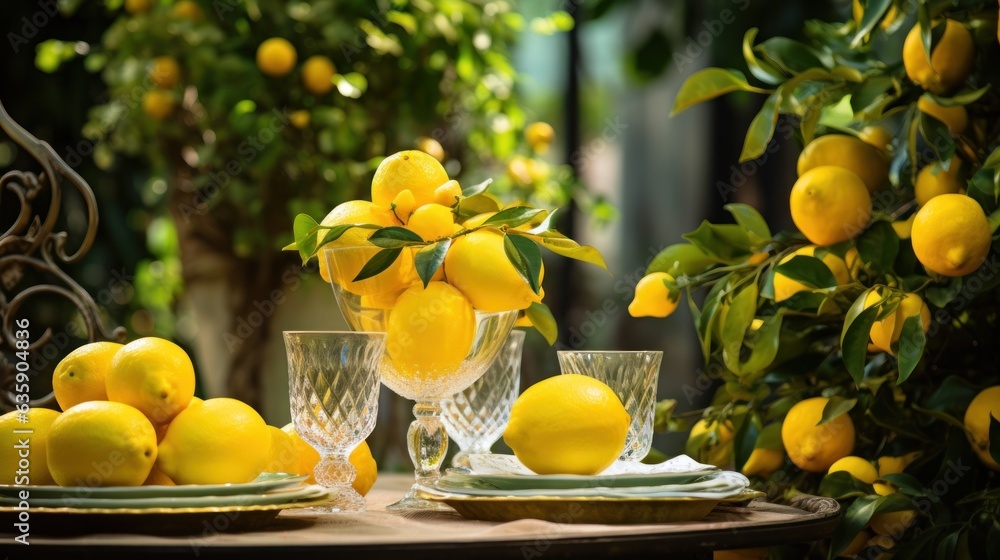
(642, 1, 1000, 556)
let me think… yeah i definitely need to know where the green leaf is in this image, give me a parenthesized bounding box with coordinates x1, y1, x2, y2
(896, 314, 926, 384)
(841, 288, 883, 384)
(647, 243, 719, 277)
(461, 178, 492, 198)
(924, 375, 978, 411)
(925, 85, 991, 107)
(733, 412, 759, 472)
(740, 90, 782, 162)
(755, 37, 826, 74)
(851, 0, 893, 46)
(857, 221, 901, 274)
(724, 203, 771, 248)
(755, 422, 783, 451)
(722, 283, 758, 373)
(518, 231, 609, 271)
(984, 146, 1000, 170)
(292, 214, 320, 264)
(742, 28, 785, 85)
(820, 470, 874, 500)
(456, 194, 501, 220)
(820, 396, 857, 425)
(670, 68, 769, 116)
(990, 415, 1000, 466)
(414, 240, 451, 288)
(525, 302, 557, 345)
(503, 234, 543, 295)
(484, 206, 546, 228)
(741, 314, 783, 374)
(368, 226, 424, 248)
(352, 248, 402, 282)
(317, 224, 361, 248)
(917, 6, 933, 65)
(683, 222, 751, 260)
(919, 111, 956, 163)
(830, 495, 882, 557)
(774, 255, 838, 289)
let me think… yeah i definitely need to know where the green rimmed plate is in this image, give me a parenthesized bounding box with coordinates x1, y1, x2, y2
(0, 483, 330, 509)
(439, 470, 724, 491)
(0, 472, 308, 501)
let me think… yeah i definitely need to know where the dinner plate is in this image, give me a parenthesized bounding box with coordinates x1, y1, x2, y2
(427, 477, 751, 499)
(416, 488, 766, 524)
(0, 483, 330, 509)
(0, 472, 308, 500)
(440, 470, 725, 491)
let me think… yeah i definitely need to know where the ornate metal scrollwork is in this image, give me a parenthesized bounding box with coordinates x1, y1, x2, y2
(0, 99, 126, 411)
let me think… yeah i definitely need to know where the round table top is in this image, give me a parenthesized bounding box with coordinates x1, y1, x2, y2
(2, 474, 840, 559)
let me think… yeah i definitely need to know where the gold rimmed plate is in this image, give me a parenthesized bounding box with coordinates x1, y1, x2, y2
(0, 472, 308, 500)
(416, 489, 765, 524)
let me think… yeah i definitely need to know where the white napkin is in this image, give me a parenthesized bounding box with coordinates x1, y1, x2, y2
(467, 453, 721, 476)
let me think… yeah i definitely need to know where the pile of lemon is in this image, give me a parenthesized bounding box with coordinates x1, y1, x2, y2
(0, 338, 375, 492)
(316, 149, 548, 379)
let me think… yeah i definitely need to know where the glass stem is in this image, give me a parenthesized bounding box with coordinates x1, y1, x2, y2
(407, 400, 448, 487)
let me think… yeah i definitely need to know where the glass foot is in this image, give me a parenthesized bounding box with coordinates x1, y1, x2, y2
(385, 484, 455, 513)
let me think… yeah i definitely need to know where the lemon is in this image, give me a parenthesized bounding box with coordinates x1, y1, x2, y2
(689, 419, 735, 468)
(839, 530, 873, 558)
(866, 292, 931, 355)
(157, 398, 270, 485)
(107, 337, 196, 426)
(869, 509, 917, 536)
(628, 272, 679, 318)
(281, 423, 321, 481)
(417, 137, 446, 162)
(386, 281, 476, 379)
(371, 150, 450, 211)
(858, 126, 893, 153)
(828, 455, 878, 484)
(52, 341, 123, 411)
(301, 55, 335, 95)
(797, 134, 889, 193)
(171, 0, 203, 21)
(143, 465, 175, 486)
(504, 374, 629, 475)
(290, 110, 310, 129)
(47, 401, 157, 487)
(774, 246, 859, 302)
(433, 179, 462, 207)
(149, 56, 180, 88)
(265, 425, 300, 475)
(350, 440, 378, 496)
(444, 229, 544, 312)
(781, 397, 855, 472)
(790, 166, 872, 246)
(875, 453, 920, 495)
(142, 90, 175, 120)
(740, 447, 785, 478)
(892, 215, 915, 239)
(903, 19, 975, 95)
(0, 408, 60, 485)
(316, 200, 412, 295)
(405, 203, 456, 241)
(124, 0, 152, 14)
(915, 158, 965, 207)
(256, 38, 297, 77)
(911, 194, 991, 277)
(525, 122, 555, 153)
(917, 97, 968, 135)
(964, 386, 1000, 470)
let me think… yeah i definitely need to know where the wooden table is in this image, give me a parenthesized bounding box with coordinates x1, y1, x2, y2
(0, 475, 839, 559)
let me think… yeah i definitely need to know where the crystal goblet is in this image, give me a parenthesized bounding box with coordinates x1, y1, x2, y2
(284, 331, 385, 512)
(324, 246, 518, 512)
(557, 350, 663, 462)
(443, 330, 525, 468)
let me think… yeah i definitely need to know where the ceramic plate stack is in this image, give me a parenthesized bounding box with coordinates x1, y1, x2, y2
(0, 473, 334, 534)
(417, 455, 763, 524)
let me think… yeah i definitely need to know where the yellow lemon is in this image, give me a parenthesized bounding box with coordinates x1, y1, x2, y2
(914, 157, 964, 207)
(171, 0, 203, 21)
(371, 150, 450, 210)
(790, 166, 872, 246)
(149, 56, 180, 88)
(265, 425, 300, 475)
(444, 229, 544, 312)
(281, 423, 321, 482)
(405, 203, 456, 241)
(741, 447, 785, 478)
(628, 272, 678, 318)
(504, 374, 630, 475)
(124, 0, 152, 14)
(433, 179, 462, 207)
(689, 419, 735, 468)
(858, 126, 893, 153)
(316, 200, 411, 295)
(797, 134, 889, 193)
(774, 246, 859, 302)
(964, 386, 1000, 470)
(782, 397, 855, 472)
(301, 55, 335, 95)
(256, 38, 297, 77)
(417, 136, 446, 162)
(143, 465, 175, 486)
(386, 282, 476, 379)
(917, 97, 969, 135)
(157, 398, 270, 485)
(892, 215, 915, 239)
(280, 424, 376, 494)
(290, 110, 310, 129)
(47, 401, 157, 487)
(525, 122, 556, 153)
(350, 440, 378, 496)
(903, 19, 975, 95)
(911, 194, 990, 276)
(869, 509, 917, 536)
(0, 408, 60, 485)
(142, 90, 175, 120)
(875, 453, 920, 495)
(868, 292, 931, 355)
(840, 530, 873, 558)
(828, 455, 878, 484)
(52, 341, 123, 411)
(106, 337, 196, 426)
